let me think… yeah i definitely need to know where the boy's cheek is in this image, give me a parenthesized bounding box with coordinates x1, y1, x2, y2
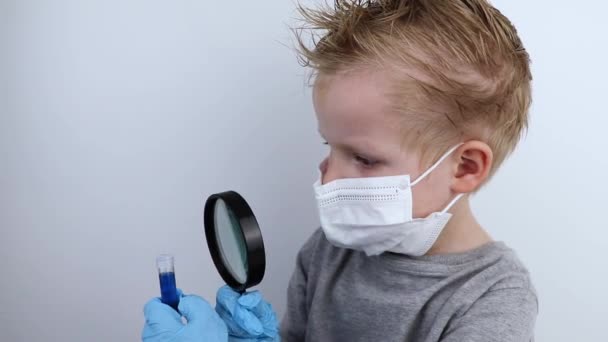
(411, 179, 453, 217)
(411, 185, 438, 217)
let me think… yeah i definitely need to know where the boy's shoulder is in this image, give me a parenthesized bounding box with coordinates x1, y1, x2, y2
(298, 227, 536, 294)
(289, 232, 537, 341)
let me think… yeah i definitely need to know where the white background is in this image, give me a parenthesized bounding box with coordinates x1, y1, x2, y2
(1, 0, 606, 341)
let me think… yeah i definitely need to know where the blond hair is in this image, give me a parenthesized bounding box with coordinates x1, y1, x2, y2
(295, 0, 532, 175)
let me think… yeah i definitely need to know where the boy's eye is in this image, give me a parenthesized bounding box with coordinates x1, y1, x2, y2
(354, 155, 377, 167)
(322, 141, 329, 145)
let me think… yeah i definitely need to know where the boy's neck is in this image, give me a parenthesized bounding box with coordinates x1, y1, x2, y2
(426, 196, 492, 255)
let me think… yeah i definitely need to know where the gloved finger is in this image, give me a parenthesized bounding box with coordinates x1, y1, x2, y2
(234, 303, 264, 336)
(216, 299, 248, 337)
(178, 294, 215, 323)
(237, 291, 262, 309)
(250, 298, 271, 318)
(228, 337, 268, 342)
(142, 321, 182, 342)
(227, 334, 277, 342)
(252, 300, 279, 338)
(176, 288, 184, 298)
(216, 286, 271, 337)
(216, 296, 264, 337)
(180, 295, 229, 338)
(216, 285, 240, 315)
(143, 298, 183, 330)
(238, 292, 276, 328)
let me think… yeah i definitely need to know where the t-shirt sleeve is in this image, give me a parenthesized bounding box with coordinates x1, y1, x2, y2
(440, 285, 538, 342)
(279, 229, 322, 342)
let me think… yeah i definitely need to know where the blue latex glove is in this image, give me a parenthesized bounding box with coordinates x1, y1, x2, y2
(142, 290, 228, 342)
(215, 285, 279, 341)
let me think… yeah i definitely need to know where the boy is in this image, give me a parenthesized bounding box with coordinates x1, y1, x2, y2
(142, 1, 537, 341)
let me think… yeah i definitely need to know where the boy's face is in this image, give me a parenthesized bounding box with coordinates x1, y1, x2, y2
(313, 69, 455, 218)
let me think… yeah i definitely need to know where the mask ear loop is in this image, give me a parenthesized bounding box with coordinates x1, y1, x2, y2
(409, 143, 466, 214)
(411, 143, 464, 187)
(441, 193, 464, 214)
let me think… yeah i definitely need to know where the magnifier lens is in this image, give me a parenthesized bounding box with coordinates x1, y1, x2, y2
(205, 190, 265, 292)
(213, 199, 248, 284)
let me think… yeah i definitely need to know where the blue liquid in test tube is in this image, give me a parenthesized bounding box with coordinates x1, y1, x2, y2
(157, 254, 179, 311)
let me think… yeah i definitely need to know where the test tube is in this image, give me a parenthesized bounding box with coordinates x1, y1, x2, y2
(156, 254, 179, 311)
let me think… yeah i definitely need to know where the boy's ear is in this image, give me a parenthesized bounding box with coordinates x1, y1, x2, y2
(451, 141, 493, 193)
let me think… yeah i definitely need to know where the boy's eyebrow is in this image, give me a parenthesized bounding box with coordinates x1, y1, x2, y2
(318, 129, 383, 157)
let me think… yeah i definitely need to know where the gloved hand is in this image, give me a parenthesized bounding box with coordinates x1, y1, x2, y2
(215, 285, 279, 341)
(142, 290, 228, 342)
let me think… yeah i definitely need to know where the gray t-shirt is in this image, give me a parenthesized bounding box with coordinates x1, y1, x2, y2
(280, 229, 537, 342)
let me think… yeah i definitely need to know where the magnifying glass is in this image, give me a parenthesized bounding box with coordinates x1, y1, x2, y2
(204, 191, 266, 293)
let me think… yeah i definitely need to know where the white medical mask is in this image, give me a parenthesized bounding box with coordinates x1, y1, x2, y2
(313, 144, 464, 256)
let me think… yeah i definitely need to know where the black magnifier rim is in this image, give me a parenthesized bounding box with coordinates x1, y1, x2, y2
(204, 191, 265, 293)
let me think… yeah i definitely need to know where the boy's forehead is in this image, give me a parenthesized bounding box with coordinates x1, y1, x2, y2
(313, 69, 412, 142)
